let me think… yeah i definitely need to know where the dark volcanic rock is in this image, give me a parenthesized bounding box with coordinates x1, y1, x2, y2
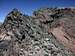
(0, 8, 75, 56)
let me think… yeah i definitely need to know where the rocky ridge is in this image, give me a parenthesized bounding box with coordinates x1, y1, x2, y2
(0, 8, 75, 56)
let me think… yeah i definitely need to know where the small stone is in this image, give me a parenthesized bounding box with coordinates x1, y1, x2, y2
(44, 54, 49, 56)
(45, 38, 49, 41)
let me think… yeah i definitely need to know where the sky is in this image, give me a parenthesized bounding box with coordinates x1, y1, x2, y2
(0, 0, 75, 22)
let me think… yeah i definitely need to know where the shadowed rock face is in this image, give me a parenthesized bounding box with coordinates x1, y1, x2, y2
(0, 8, 75, 56)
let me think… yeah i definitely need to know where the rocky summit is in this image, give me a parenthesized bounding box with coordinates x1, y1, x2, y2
(0, 8, 75, 56)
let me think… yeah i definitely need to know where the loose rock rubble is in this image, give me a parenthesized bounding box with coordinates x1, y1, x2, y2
(0, 8, 75, 56)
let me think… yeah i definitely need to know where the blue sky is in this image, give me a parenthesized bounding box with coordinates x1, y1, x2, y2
(0, 0, 75, 22)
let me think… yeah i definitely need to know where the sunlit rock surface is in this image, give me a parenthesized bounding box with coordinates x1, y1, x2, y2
(0, 8, 75, 56)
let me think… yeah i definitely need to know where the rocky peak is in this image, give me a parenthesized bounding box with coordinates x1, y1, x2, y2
(4, 8, 23, 22)
(2, 9, 25, 31)
(8, 8, 21, 16)
(0, 8, 75, 56)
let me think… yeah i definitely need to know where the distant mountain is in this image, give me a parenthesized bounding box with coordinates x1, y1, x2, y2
(0, 8, 75, 56)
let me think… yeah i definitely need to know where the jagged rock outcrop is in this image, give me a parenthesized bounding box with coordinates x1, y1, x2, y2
(0, 8, 75, 56)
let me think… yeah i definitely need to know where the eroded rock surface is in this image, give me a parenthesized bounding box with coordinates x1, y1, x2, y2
(0, 8, 75, 56)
